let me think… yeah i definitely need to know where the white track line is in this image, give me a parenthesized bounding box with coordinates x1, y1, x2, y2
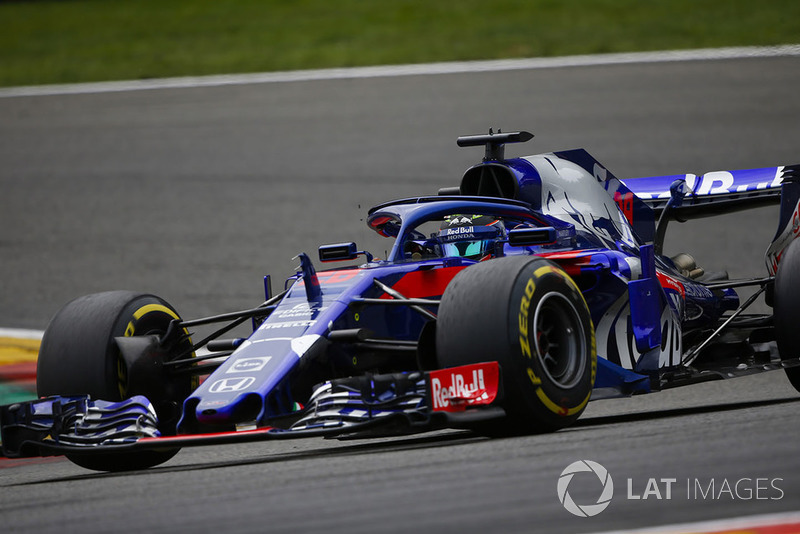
(1, 45, 799, 98)
(0, 328, 43, 340)
(588, 510, 800, 534)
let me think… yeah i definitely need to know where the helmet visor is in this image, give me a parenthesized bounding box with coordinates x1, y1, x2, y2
(441, 240, 488, 258)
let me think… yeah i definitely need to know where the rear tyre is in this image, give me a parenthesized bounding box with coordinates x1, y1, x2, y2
(436, 256, 596, 434)
(774, 238, 800, 392)
(37, 291, 193, 471)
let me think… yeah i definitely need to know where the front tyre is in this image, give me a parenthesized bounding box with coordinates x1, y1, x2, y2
(436, 256, 596, 433)
(37, 291, 193, 471)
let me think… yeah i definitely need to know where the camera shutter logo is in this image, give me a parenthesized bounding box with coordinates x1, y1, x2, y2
(558, 460, 614, 517)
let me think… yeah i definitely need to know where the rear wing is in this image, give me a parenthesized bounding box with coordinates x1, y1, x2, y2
(623, 165, 800, 274)
(621, 166, 792, 219)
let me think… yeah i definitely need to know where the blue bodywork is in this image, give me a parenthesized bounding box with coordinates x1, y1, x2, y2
(174, 145, 758, 431)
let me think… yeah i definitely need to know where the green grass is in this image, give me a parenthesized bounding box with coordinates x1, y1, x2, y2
(0, 382, 35, 405)
(0, 0, 798, 87)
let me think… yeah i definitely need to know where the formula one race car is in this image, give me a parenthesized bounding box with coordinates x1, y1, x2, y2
(3, 130, 800, 472)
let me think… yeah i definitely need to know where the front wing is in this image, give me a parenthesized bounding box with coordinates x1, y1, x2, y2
(1, 362, 503, 459)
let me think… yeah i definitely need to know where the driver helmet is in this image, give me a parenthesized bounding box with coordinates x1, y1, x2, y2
(438, 215, 505, 259)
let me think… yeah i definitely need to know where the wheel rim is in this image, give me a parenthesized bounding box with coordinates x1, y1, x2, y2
(532, 292, 587, 389)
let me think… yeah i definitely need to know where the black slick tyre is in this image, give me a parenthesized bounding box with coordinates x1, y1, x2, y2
(436, 256, 596, 433)
(774, 238, 800, 392)
(37, 291, 193, 471)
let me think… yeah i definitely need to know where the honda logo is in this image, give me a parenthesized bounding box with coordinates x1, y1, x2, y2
(208, 376, 256, 393)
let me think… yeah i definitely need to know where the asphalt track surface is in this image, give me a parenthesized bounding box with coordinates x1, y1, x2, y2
(1, 55, 799, 533)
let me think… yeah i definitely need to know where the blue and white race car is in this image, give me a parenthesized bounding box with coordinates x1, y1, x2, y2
(2, 130, 799, 472)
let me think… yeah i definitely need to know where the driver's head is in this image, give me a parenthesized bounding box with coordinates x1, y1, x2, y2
(438, 215, 505, 259)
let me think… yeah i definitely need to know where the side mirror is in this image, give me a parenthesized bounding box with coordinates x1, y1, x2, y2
(318, 242, 373, 263)
(507, 227, 557, 247)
